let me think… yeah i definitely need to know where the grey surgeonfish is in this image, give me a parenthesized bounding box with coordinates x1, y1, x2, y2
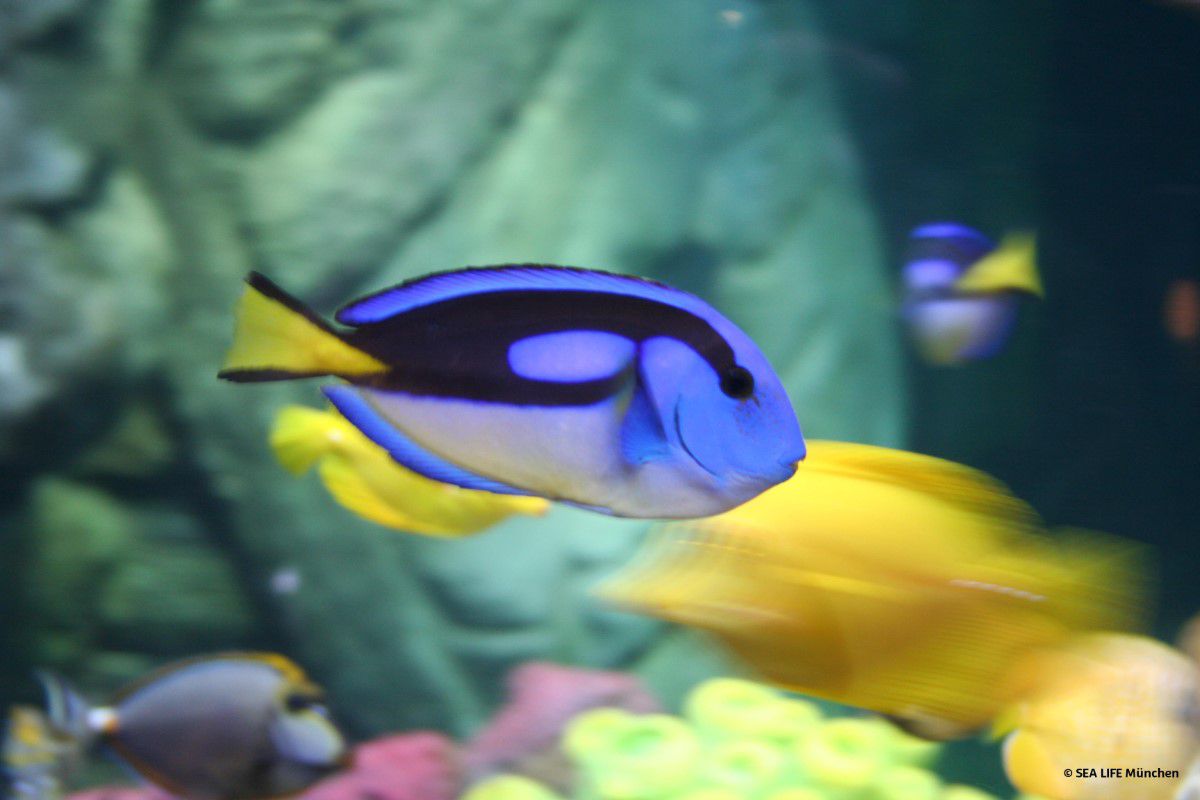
(3, 653, 349, 800)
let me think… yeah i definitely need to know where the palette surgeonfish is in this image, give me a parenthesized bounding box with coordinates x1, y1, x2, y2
(270, 404, 549, 536)
(901, 223, 1042, 366)
(599, 441, 1145, 739)
(219, 267, 805, 519)
(3, 654, 348, 800)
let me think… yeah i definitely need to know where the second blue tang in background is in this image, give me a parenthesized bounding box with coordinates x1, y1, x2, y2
(901, 223, 1043, 366)
(219, 265, 805, 519)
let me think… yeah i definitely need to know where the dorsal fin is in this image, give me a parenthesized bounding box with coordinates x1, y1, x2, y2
(110, 652, 307, 705)
(336, 265, 720, 326)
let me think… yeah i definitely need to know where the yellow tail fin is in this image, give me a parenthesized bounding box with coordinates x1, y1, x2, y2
(270, 405, 344, 475)
(953, 232, 1043, 297)
(218, 272, 387, 382)
(1049, 527, 1151, 634)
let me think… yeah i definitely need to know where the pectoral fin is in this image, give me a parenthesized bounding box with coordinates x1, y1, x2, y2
(619, 382, 669, 466)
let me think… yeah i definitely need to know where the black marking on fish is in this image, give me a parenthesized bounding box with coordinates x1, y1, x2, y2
(344, 289, 741, 407)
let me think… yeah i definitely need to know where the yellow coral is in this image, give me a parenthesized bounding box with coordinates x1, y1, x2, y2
(547, 678, 1013, 800)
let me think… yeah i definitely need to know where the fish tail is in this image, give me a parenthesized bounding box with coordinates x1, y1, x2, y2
(269, 405, 346, 475)
(995, 232, 1043, 297)
(34, 673, 96, 746)
(218, 273, 388, 382)
(953, 232, 1043, 298)
(1050, 528, 1150, 634)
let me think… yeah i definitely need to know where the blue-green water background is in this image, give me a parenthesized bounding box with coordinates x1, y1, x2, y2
(1, 0, 1198, 794)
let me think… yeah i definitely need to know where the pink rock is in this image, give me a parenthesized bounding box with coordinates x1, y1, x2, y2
(463, 661, 660, 781)
(302, 733, 461, 800)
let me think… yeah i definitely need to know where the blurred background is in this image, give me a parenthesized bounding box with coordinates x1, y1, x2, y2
(0, 0, 1197, 790)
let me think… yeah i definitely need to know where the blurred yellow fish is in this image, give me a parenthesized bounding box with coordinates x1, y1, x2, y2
(1000, 634, 1200, 800)
(599, 441, 1145, 738)
(271, 405, 549, 536)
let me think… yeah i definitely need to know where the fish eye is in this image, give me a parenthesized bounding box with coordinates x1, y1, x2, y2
(719, 366, 755, 400)
(284, 692, 314, 713)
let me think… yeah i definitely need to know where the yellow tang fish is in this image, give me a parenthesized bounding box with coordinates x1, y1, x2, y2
(3, 653, 349, 800)
(1001, 633, 1200, 800)
(600, 441, 1146, 738)
(271, 405, 549, 536)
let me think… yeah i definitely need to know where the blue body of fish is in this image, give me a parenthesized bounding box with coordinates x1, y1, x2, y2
(901, 223, 1020, 364)
(222, 265, 806, 518)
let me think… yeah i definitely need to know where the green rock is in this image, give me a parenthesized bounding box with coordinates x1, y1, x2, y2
(26, 479, 136, 627)
(84, 651, 157, 691)
(97, 539, 255, 652)
(4, 0, 908, 738)
(23, 479, 136, 672)
(20, 478, 256, 688)
(240, 0, 581, 295)
(167, 0, 340, 138)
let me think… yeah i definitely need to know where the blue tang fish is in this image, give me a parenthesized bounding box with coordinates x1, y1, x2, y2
(218, 266, 805, 518)
(901, 223, 1043, 366)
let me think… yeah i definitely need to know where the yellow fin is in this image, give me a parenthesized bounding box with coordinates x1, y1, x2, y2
(315, 456, 459, 536)
(953, 233, 1043, 298)
(219, 273, 387, 380)
(802, 440, 1038, 526)
(269, 405, 346, 475)
(1003, 731, 1075, 799)
(990, 704, 1021, 740)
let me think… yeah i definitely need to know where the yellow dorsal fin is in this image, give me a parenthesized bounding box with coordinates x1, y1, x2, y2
(953, 232, 1043, 297)
(803, 440, 1038, 526)
(270, 405, 345, 475)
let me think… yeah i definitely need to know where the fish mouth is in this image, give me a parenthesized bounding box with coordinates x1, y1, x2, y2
(787, 441, 807, 469)
(674, 404, 719, 478)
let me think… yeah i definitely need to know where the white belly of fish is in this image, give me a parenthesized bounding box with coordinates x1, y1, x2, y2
(365, 390, 725, 518)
